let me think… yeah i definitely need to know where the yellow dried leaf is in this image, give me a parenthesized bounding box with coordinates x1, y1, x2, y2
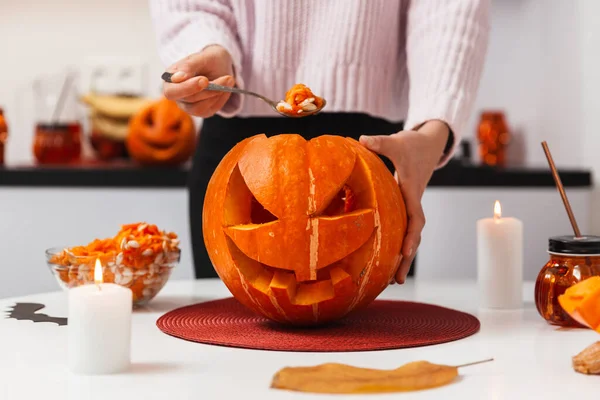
(271, 361, 460, 394)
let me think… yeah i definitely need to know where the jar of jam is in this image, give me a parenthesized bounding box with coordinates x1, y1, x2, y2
(534, 235, 600, 327)
(0, 108, 7, 165)
(477, 111, 510, 167)
(33, 123, 82, 164)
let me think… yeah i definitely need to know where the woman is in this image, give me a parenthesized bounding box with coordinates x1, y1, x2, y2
(149, 0, 490, 283)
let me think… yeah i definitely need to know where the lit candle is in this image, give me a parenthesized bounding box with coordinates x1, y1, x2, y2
(68, 258, 132, 374)
(476, 201, 523, 309)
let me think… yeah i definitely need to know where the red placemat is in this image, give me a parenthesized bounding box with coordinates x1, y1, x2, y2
(156, 297, 480, 352)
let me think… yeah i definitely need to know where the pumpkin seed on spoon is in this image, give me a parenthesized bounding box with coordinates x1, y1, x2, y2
(161, 73, 326, 118)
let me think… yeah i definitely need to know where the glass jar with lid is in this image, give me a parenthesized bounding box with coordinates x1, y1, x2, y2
(477, 111, 510, 167)
(535, 235, 600, 327)
(33, 123, 82, 164)
(32, 71, 82, 164)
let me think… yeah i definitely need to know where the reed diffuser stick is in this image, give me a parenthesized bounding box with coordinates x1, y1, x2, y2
(51, 71, 75, 124)
(541, 141, 581, 237)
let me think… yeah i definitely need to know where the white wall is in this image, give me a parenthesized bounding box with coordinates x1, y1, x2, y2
(465, 0, 583, 168)
(0, 0, 165, 165)
(0, 0, 592, 169)
(579, 0, 600, 234)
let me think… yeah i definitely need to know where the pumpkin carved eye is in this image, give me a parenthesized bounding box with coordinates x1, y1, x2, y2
(322, 185, 356, 216)
(170, 120, 182, 132)
(144, 110, 154, 127)
(203, 134, 407, 325)
(250, 196, 277, 224)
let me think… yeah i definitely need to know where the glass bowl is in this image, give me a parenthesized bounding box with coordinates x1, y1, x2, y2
(46, 246, 180, 306)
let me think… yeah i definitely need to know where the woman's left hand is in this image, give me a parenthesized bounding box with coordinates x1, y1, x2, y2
(359, 120, 450, 284)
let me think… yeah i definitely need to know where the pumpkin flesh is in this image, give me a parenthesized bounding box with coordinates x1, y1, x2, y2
(558, 276, 600, 332)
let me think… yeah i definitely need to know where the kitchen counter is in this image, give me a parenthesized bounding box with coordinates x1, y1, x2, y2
(0, 161, 189, 188)
(0, 160, 592, 188)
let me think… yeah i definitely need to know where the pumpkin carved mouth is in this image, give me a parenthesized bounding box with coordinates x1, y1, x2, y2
(203, 134, 406, 325)
(224, 182, 377, 306)
(142, 110, 182, 148)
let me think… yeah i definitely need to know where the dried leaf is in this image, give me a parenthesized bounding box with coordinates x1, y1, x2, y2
(271, 361, 460, 394)
(573, 341, 600, 375)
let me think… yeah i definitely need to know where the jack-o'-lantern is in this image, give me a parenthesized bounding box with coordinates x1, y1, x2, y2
(203, 134, 407, 325)
(126, 98, 196, 166)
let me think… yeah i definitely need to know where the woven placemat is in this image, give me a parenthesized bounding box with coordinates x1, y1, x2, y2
(156, 297, 480, 352)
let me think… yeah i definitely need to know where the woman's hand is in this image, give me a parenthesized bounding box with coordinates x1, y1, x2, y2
(162, 45, 235, 118)
(359, 120, 450, 284)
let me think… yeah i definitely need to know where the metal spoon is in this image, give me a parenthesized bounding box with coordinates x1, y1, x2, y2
(161, 72, 326, 118)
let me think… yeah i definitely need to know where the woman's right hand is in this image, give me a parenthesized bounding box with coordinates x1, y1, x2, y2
(162, 45, 236, 118)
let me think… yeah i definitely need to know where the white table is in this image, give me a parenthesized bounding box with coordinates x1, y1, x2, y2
(0, 278, 597, 400)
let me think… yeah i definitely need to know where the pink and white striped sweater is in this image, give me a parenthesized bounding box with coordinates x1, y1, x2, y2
(149, 0, 490, 159)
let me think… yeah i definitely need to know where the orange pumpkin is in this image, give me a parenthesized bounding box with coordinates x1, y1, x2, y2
(202, 134, 407, 325)
(558, 276, 600, 332)
(126, 98, 196, 165)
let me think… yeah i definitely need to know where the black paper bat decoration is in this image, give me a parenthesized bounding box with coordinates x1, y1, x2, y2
(5, 303, 67, 326)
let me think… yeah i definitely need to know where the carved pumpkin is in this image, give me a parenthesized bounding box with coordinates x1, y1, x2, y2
(558, 276, 600, 332)
(203, 134, 407, 325)
(126, 98, 196, 165)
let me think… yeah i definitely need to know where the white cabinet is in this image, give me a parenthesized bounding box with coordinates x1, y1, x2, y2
(0, 185, 592, 298)
(0, 187, 194, 298)
(417, 188, 591, 281)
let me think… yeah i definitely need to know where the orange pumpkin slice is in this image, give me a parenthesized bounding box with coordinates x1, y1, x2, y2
(558, 277, 600, 331)
(565, 276, 600, 299)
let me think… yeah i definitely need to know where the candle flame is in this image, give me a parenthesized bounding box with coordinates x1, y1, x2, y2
(94, 258, 103, 285)
(494, 200, 502, 220)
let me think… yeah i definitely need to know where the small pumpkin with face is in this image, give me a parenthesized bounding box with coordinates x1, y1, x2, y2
(203, 134, 407, 325)
(126, 98, 196, 166)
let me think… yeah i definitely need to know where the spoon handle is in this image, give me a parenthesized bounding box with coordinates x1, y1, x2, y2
(206, 83, 242, 94)
(206, 83, 277, 107)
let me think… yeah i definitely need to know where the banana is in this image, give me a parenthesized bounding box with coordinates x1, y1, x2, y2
(88, 110, 130, 141)
(81, 93, 154, 119)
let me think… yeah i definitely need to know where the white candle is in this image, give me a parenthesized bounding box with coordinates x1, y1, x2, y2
(476, 201, 523, 309)
(68, 259, 132, 374)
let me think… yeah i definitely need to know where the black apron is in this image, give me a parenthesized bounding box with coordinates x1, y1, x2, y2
(187, 112, 404, 279)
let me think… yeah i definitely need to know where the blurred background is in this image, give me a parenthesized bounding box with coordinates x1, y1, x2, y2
(1, 0, 599, 297)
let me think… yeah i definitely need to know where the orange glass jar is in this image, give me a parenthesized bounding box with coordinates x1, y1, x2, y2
(477, 111, 510, 167)
(33, 123, 82, 164)
(89, 130, 128, 160)
(0, 108, 7, 165)
(534, 235, 600, 327)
